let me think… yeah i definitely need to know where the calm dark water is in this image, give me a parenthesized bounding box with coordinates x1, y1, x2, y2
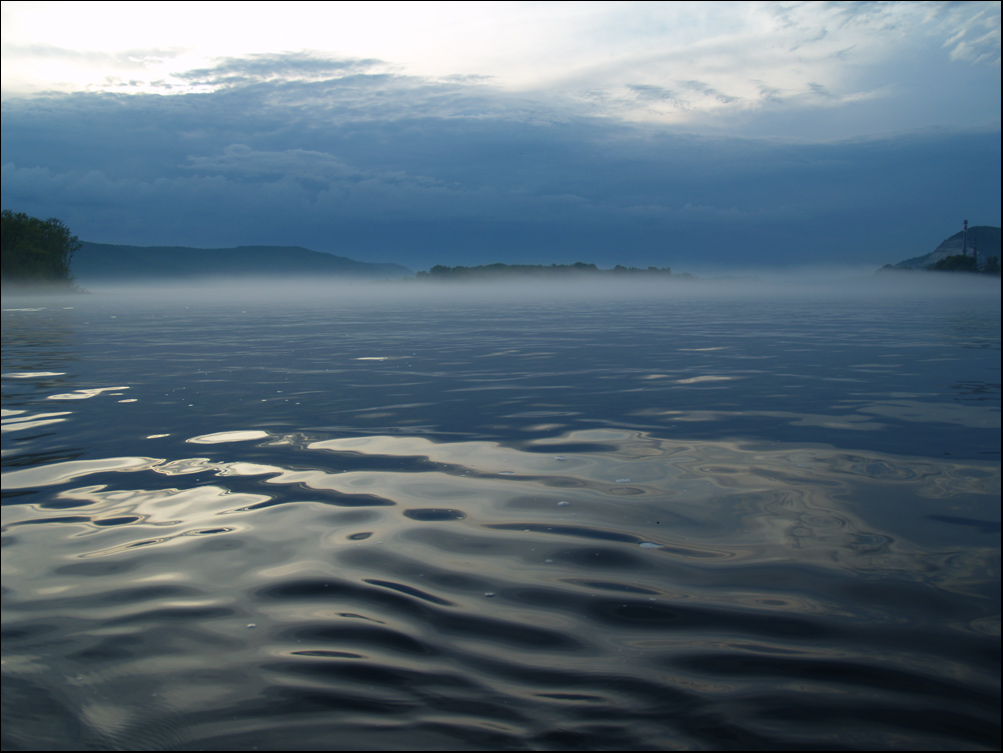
(2, 278, 1000, 750)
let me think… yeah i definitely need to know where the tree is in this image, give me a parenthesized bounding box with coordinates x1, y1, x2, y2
(1, 210, 81, 284)
(929, 254, 977, 273)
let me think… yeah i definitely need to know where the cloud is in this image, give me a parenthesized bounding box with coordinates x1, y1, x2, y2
(185, 144, 368, 183)
(4, 3, 998, 133)
(1, 44, 999, 272)
(175, 53, 389, 89)
(531, 2, 1001, 131)
(622, 80, 739, 115)
(937, 2, 1002, 65)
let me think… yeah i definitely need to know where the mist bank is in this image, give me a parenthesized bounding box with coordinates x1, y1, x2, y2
(11, 267, 991, 310)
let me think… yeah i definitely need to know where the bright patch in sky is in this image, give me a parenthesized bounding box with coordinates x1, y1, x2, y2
(3, 1, 999, 130)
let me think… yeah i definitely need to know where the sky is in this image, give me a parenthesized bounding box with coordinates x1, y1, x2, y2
(1, 1, 1000, 274)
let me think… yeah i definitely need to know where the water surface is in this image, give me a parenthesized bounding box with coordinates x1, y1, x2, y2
(2, 279, 1000, 750)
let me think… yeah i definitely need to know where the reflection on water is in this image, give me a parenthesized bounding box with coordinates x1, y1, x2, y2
(2, 287, 1000, 750)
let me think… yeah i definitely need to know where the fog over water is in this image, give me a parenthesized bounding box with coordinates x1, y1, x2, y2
(63, 264, 1000, 304)
(2, 275, 999, 750)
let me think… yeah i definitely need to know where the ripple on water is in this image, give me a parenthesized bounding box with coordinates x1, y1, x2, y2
(2, 428, 999, 749)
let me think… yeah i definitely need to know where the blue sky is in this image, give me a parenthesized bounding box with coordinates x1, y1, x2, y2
(1, 1, 999, 273)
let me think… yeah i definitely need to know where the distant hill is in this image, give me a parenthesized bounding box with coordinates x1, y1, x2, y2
(72, 242, 413, 282)
(892, 225, 1001, 269)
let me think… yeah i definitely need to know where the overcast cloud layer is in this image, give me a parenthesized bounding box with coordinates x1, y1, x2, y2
(1, 2, 1000, 273)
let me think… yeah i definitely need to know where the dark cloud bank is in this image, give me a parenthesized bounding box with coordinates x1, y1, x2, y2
(2, 54, 999, 273)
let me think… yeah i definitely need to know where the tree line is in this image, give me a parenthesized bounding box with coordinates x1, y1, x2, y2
(928, 253, 1000, 275)
(1, 210, 80, 285)
(417, 262, 675, 279)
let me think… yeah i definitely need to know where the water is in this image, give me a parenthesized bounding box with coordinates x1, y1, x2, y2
(2, 278, 1000, 750)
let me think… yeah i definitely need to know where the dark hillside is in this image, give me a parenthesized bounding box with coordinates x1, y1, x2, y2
(73, 242, 413, 282)
(893, 225, 1001, 269)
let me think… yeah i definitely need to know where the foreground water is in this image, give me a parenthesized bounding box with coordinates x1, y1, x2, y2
(2, 278, 1000, 750)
